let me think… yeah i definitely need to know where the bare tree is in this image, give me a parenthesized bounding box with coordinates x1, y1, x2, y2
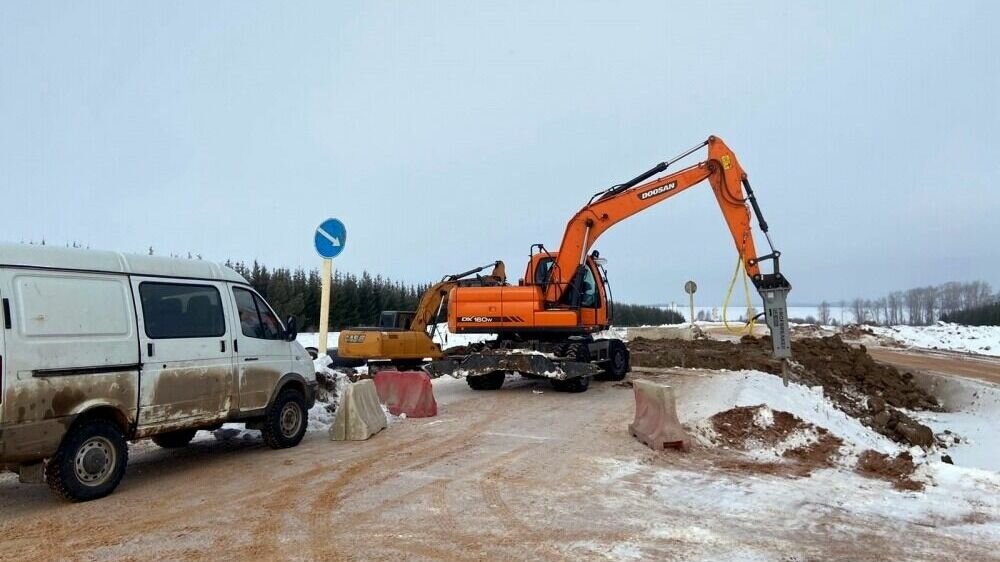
(817, 301, 831, 325)
(887, 291, 903, 325)
(877, 297, 889, 326)
(905, 289, 922, 325)
(866, 299, 882, 325)
(852, 298, 867, 324)
(920, 286, 938, 324)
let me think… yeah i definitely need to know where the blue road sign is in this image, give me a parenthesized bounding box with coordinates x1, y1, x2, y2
(314, 218, 347, 259)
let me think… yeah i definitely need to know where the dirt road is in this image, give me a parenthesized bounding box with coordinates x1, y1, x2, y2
(1, 373, 996, 561)
(869, 347, 1000, 386)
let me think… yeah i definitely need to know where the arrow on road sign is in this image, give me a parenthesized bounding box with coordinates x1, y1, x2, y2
(317, 227, 341, 247)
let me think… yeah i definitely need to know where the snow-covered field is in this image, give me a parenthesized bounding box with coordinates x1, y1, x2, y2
(867, 322, 1000, 357)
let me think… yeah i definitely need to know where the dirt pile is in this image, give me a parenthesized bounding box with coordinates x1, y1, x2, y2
(629, 335, 940, 448)
(856, 450, 922, 491)
(706, 405, 843, 477)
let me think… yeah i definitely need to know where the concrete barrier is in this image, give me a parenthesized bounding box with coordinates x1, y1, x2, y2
(330, 379, 388, 441)
(629, 380, 689, 451)
(373, 371, 438, 418)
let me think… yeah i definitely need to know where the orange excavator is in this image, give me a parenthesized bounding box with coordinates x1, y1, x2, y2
(428, 135, 791, 392)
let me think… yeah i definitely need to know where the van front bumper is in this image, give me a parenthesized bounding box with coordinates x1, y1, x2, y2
(0, 418, 70, 465)
(305, 381, 318, 410)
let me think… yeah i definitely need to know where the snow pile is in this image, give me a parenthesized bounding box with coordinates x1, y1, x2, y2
(676, 370, 902, 456)
(866, 322, 1000, 356)
(694, 403, 836, 464)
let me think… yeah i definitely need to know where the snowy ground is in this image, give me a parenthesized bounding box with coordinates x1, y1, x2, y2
(909, 373, 1000, 472)
(600, 368, 1000, 559)
(867, 322, 1000, 357)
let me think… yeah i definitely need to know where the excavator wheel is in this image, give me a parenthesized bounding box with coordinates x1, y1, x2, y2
(551, 343, 592, 393)
(596, 339, 630, 381)
(564, 342, 591, 362)
(467, 371, 506, 391)
(551, 374, 591, 393)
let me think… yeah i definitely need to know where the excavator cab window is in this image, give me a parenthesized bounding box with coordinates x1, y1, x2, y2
(579, 266, 598, 308)
(541, 257, 600, 309)
(534, 258, 555, 286)
(378, 311, 415, 331)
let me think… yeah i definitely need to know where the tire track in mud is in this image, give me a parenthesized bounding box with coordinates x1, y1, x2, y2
(2, 468, 247, 561)
(231, 392, 505, 558)
(303, 397, 510, 560)
(328, 445, 541, 562)
(238, 436, 425, 559)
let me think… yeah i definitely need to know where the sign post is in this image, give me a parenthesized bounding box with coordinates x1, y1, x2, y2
(684, 280, 697, 327)
(314, 218, 347, 354)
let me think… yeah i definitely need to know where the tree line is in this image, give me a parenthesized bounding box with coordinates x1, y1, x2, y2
(817, 280, 995, 326)
(226, 260, 682, 330)
(940, 301, 1000, 326)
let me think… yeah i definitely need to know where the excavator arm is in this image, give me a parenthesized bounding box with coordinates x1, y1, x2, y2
(545, 135, 791, 357)
(410, 260, 507, 333)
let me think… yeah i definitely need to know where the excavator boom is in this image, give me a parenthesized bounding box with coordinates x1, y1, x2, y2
(548, 136, 773, 301)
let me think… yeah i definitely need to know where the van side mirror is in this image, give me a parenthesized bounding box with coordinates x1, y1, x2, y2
(285, 316, 298, 342)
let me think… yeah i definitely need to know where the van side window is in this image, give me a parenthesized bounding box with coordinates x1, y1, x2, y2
(139, 282, 226, 339)
(233, 287, 283, 340)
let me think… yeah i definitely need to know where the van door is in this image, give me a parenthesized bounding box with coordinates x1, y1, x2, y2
(229, 285, 289, 412)
(131, 277, 235, 431)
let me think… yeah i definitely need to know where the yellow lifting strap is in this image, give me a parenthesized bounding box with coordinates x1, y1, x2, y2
(722, 254, 756, 335)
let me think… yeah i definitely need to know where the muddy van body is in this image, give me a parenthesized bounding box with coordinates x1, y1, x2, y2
(0, 244, 316, 500)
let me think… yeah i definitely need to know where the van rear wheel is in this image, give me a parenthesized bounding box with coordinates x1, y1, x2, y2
(262, 388, 308, 449)
(45, 418, 128, 502)
(151, 429, 197, 449)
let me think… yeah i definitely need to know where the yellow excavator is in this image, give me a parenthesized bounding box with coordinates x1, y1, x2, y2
(337, 261, 507, 370)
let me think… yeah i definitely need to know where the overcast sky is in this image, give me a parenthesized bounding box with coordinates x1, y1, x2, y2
(1, 2, 997, 305)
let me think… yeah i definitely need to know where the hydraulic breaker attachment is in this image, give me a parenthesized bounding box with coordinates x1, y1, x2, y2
(755, 274, 791, 358)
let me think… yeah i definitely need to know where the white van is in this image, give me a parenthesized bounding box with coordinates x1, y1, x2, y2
(0, 244, 317, 501)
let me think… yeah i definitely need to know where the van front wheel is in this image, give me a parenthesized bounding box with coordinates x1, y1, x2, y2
(262, 388, 308, 449)
(45, 418, 128, 502)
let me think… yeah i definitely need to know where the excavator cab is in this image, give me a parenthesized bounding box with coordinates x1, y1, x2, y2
(377, 311, 416, 331)
(524, 247, 610, 329)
